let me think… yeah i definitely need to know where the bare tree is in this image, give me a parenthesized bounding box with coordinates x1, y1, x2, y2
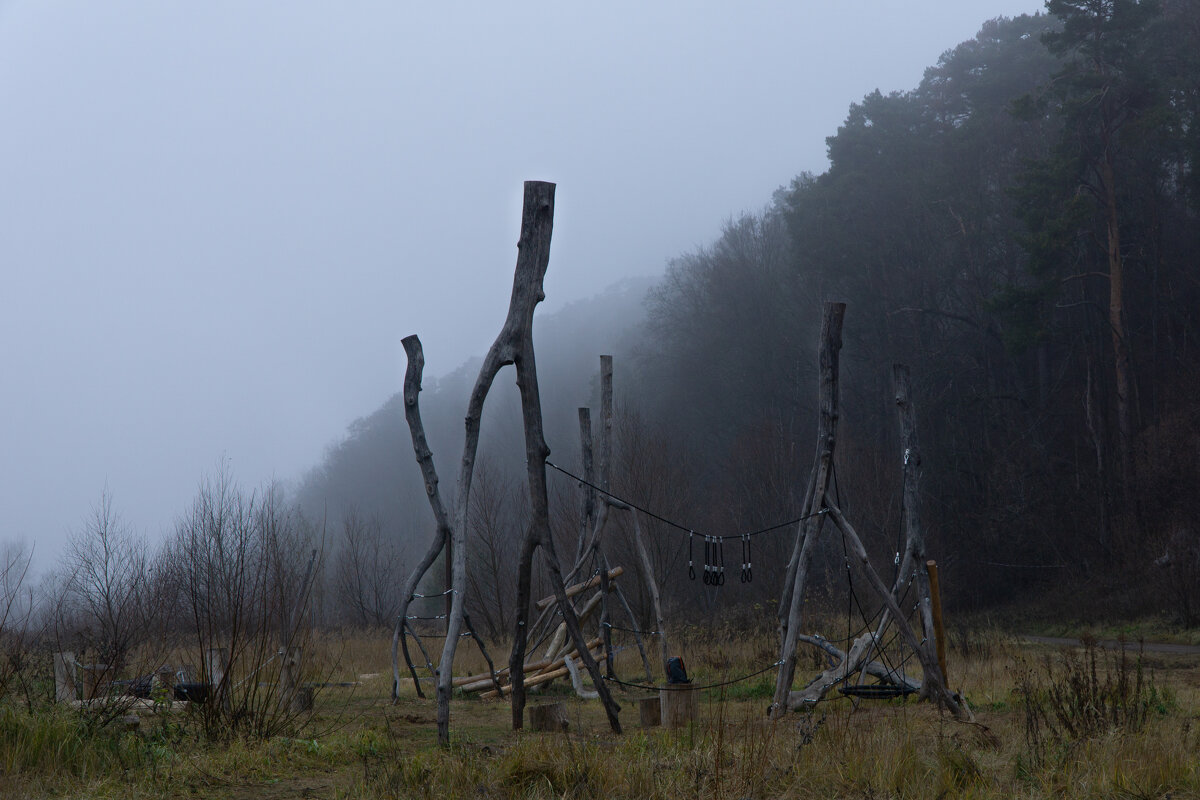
(171, 468, 322, 738)
(465, 458, 525, 641)
(61, 491, 154, 672)
(0, 541, 34, 702)
(332, 510, 403, 628)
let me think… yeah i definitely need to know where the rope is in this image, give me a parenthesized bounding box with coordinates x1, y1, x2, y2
(603, 659, 785, 692)
(546, 460, 824, 542)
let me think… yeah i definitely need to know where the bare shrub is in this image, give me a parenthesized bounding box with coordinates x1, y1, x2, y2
(170, 468, 324, 738)
(0, 542, 35, 703)
(51, 493, 169, 723)
(1016, 637, 1169, 765)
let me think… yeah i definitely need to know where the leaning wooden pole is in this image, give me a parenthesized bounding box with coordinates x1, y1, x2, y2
(770, 301, 845, 719)
(507, 186, 621, 733)
(857, 363, 936, 689)
(825, 502, 971, 721)
(892, 363, 940, 685)
(391, 335, 452, 702)
(602, 355, 669, 678)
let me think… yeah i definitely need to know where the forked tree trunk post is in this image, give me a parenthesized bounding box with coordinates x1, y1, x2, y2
(771, 301, 845, 719)
(394, 182, 596, 744)
(891, 363, 939, 680)
(508, 185, 622, 734)
(390, 335, 452, 702)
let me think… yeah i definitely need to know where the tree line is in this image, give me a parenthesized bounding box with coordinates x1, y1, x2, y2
(293, 2, 1200, 638)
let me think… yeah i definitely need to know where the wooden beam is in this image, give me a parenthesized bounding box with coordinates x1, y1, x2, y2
(534, 566, 623, 610)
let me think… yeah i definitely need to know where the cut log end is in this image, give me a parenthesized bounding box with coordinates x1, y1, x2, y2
(529, 702, 569, 732)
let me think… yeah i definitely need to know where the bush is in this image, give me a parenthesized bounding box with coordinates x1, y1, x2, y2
(1015, 636, 1169, 765)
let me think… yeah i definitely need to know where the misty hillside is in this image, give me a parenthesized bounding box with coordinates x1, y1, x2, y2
(298, 6, 1200, 629)
(294, 276, 655, 558)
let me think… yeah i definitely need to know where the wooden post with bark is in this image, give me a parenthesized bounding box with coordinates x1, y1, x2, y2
(391, 182, 589, 745)
(770, 301, 844, 719)
(769, 309, 971, 721)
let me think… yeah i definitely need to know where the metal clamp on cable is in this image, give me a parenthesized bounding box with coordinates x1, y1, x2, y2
(740, 533, 752, 583)
(716, 537, 726, 586)
(688, 531, 696, 581)
(703, 535, 712, 585)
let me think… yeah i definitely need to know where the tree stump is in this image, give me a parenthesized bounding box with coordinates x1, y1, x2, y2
(660, 688, 698, 728)
(290, 686, 314, 713)
(81, 664, 110, 701)
(529, 702, 569, 732)
(54, 652, 78, 703)
(638, 695, 661, 727)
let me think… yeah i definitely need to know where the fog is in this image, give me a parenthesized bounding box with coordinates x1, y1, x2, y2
(0, 0, 1043, 568)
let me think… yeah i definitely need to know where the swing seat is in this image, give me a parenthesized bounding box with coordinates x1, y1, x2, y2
(837, 683, 916, 699)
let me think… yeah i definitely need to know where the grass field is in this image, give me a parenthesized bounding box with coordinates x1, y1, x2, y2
(1, 625, 1197, 799)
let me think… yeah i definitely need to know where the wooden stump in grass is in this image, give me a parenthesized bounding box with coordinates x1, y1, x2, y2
(529, 702, 568, 732)
(54, 652, 78, 703)
(291, 686, 314, 713)
(638, 695, 661, 727)
(81, 664, 110, 701)
(660, 687, 698, 728)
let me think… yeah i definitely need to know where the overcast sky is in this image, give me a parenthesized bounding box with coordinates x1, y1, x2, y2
(0, 0, 1044, 567)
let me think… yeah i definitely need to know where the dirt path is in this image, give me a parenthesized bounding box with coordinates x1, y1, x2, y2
(1023, 635, 1200, 655)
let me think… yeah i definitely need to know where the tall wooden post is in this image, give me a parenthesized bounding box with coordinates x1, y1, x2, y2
(771, 302, 845, 719)
(926, 560, 948, 686)
(205, 647, 229, 710)
(599, 355, 613, 493)
(509, 185, 622, 736)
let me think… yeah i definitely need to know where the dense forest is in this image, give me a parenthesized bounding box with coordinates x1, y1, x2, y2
(296, 2, 1200, 633)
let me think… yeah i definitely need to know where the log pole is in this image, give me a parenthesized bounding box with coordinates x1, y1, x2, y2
(771, 301, 845, 719)
(926, 560, 948, 687)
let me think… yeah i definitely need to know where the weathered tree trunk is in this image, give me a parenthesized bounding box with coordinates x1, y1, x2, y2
(599, 564, 614, 678)
(396, 182, 599, 744)
(599, 355, 614, 493)
(575, 408, 597, 566)
(889, 363, 938, 686)
(787, 634, 874, 708)
(824, 502, 971, 721)
(391, 335, 451, 702)
(507, 183, 621, 734)
(852, 364, 934, 690)
(771, 301, 845, 719)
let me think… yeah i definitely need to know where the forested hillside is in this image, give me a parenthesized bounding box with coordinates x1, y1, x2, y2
(299, 3, 1200, 629)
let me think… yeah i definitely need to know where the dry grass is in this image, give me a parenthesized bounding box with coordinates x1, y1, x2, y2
(0, 626, 1197, 799)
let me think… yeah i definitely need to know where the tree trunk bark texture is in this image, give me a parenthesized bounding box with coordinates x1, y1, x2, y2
(506, 184, 622, 734)
(771, 301, 845, 719)
(394, 182, 621, 744)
